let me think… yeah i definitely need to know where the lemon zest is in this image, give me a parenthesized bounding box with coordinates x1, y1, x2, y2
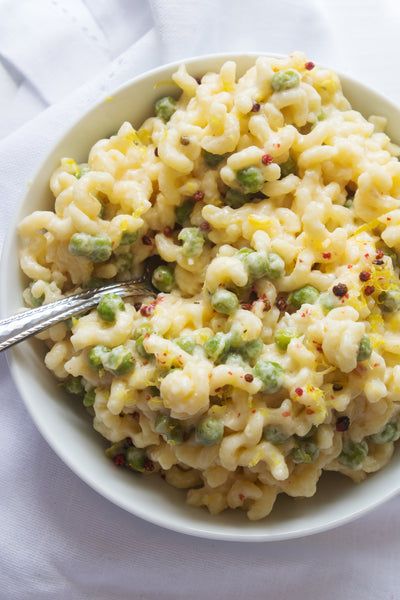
(350, 218, 382, 237)
(248, 447, 265, 468)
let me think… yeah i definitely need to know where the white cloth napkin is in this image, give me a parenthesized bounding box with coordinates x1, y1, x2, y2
(1, 1, 400, 598)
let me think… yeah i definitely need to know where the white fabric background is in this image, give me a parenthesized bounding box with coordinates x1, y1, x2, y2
(1, 1, 400, 598)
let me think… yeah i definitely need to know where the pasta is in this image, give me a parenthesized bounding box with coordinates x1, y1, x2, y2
(18, 52, 400, 520)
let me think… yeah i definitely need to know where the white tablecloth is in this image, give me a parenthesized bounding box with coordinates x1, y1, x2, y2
(1, 1, 400, 598)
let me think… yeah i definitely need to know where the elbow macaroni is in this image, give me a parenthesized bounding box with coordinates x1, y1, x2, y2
(18, 53, 400, 520)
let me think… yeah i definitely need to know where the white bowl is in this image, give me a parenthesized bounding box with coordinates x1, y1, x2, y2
(2, 53, 400, 542)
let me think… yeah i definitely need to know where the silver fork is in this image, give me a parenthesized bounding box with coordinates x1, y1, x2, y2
(0, 278, 155, 352)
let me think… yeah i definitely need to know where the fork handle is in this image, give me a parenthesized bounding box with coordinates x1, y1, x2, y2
(0, 281, 153, 352)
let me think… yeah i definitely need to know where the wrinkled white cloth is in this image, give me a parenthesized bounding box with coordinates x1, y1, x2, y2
(1, 1, 400, 598)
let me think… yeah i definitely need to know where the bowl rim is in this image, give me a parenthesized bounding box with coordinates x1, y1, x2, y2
(2, 51, 400, 542)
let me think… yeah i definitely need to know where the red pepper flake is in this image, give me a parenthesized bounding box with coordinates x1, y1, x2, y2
(282, 411, 291, 417)
(347, 264, 353, 269)
(261, 153, 273, 165)
(113, 454, 125, 467)
(163, 226, 173, 237)
(263, 299, 271, 312)
(193, 190, 204, 202)
(336, 416, 350, 432)
(275, 296, 287, 312)
(306, 408, 314, 415)
(154, 147, 159, 157)
(199, 221, 211, 232)
(364, 285, 375, 296)
(244, 373, 254, 383)
(251, 102, 261, 112)
(376, 249, 384, 259)
(140, 303, 155, 317)
(387, 217, 392, 221)
(359, 271, 371, 282)
(239, 493, 245, 502)
(332, 283, 348, 297)
(364, 253, 370, 258)
(241, 303, 253, 311)
(144, 459, 155, 472)
(142, 235, 153, 246)
(322, 252, 331, 259)
(295, 387, 303, 396)
(251, 409, 256, 414)
(305, 61, 315, 70)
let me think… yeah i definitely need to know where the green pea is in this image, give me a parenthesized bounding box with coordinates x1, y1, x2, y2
(253, 359, 284, 393)
(125, 446, 147, 472)
(133, 323, 152, 340)
(152, 265, 175, 292)
(240, 250, 268, 280)
(105, 439, 130, 459)
(271, 69, 300, 92)
(279, 156, 297, 178)
(83, 389, 96, 407)
(236, 166, 264, 194)
(240, 339, 263, 363)
(75, 163, 90, 179)
(120, 231, 138, 245)
(291, 441, 319, 464)
(63, 376, 84, 395)
(88, 345, 109, 370)
(288, 285, 320, 309)
(339, 439, 368, 469)
(136, 335, 152, 359)
(227, 327, 242, 350)
(102, 345, 135, 375)
(28, 284, 45, 307)
(115, 253, 132, 274)
(175, 336, 196, 354)
(274, 328, 296, 351)
(378, 289, 400, 313)
(155, 96, 177, 122)
(265, 252, 285, 279)
(211, 288, 239, 315)
(204, 332, 230, 362)
(225, 352, 248, 369)
(370, 422, 400, 444)
(68, 233, 112, 263)
(154, 413, 183, 445)
(175, 200, 194, 225)
(203, 150, 229, 167)
(224, 189, 249, 209)
(236, 247, 253, 258)
(195, 416, 224, 445)
(357, 335, 372, 362)
(97, 293, 125, 323)
(263, 425, 289, 444)
(178, 227, 205, 257)
(318, 291, 338, 313)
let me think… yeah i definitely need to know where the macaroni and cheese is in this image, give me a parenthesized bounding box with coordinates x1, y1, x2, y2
(18, 53, 400, 519)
